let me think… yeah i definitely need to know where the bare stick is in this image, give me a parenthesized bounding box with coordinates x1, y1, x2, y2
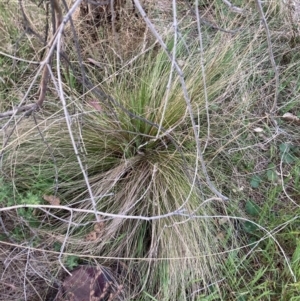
(59, 211, 73, 276)
(255, 0, 279, 112)
(133, 0, 228, 200)
(53, 0, 101, 222)
(110, 0, 121, 62)
(19, 0, 44, 42)
(0, 104, 37, 119)
(0, 203, 187, 221)
(221, 0, 244, 14)
(195, 0, 210, 153)
(51, 0, 63, 33)
(23, 249, 30, 301)
(0, 51, 40, 64)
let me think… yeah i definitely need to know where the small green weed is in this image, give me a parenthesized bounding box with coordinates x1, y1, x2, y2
(65, 255, 80, 270)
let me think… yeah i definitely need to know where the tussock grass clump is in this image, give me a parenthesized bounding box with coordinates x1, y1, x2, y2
(1, 0, 300, 300)
(1, 36, 246, 299)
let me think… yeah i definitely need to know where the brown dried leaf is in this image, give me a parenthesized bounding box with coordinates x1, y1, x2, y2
(87, 100, 103, 112)
(87, 58, 104, 69)
(216, 232, 225, 241)
(94, 221, 105, 234)
(282, 112, 300, 124)
(218, 217, 230, 225)
(177, 59, 185, 67)
(43, 194, 60, 205)
(253, 127, 264, 133)
(54, 266, 116, 301)
(86, 231, 97, 241)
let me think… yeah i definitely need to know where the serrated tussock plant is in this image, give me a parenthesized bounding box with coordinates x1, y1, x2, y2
(2, 35, 251, 299)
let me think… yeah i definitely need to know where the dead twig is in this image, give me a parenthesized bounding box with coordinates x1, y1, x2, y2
(53, 0, 101, 223)
(195, 0, 210, 153)
(221, 0, 245, 14)
(0, 203, 186, 221)
(255, 0, 279, 113)
(19, 0, 44, 42)
(0, 104, 37, 119)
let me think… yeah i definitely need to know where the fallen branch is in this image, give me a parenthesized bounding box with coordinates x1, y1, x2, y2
(0, 104, 37, 119)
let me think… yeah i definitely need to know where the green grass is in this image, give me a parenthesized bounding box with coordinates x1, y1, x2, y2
(0, 0, 300, 300)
